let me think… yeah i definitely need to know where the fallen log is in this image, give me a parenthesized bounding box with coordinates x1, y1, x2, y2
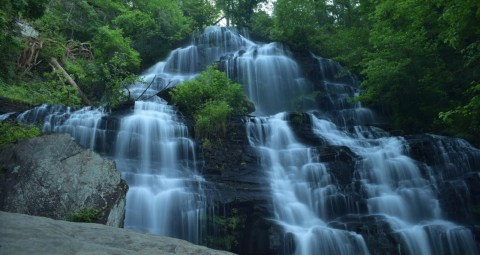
(50, 57, 92, 106)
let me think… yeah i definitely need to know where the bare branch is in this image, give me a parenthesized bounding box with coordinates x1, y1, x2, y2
(135, 75, 157, 101)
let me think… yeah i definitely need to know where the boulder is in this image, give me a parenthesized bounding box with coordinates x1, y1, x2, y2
(0, 211, 234, 255)
(0, 133, 128, 227)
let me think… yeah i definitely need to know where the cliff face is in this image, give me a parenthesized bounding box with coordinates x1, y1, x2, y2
(0, 211, 235, 255)
(197, 116, 283, 255)
(0, 133, 128, 227)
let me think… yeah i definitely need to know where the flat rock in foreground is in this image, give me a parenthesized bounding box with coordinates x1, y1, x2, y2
(0, 211, 235, 255)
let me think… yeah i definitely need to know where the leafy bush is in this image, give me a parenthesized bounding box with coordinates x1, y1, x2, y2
(0, 122, 41, 145)
(67, 208, 101, 223)
(0, 79, 81, 106)
(195, 100, 232, 138)
(170, 66, 253, 139)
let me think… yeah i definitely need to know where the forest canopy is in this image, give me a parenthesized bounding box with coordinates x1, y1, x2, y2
(0, 0, 217, 107)
(1, 0, 479, 144)
(265, 0, 480, 144)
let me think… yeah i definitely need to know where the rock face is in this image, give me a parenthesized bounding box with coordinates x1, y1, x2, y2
(0, 211, 235, 255)
(199, 117, 283, 255)
(405, 134, 480, 226)
(0, 133, 128, 227)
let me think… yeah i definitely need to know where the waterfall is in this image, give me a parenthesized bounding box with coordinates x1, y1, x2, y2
(115, 100, 205, 242)
(247, 114, 370, 255)
(17, 99, 207, 244)
(239, 31, 478, 253)
(310, 115, 478, 255)
(14, 26, 480, 254)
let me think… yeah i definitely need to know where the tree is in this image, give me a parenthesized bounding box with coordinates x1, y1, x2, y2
(180, 0, 218, 29)
(216, 0, 267, 27)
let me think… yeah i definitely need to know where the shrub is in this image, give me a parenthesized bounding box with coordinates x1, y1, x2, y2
(0, 79, 81, 106)
(170, 65, 252, 139)
(0, 122, 41, 145)
(195, 100, 232, 138)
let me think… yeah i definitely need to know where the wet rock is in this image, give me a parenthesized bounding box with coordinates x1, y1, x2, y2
(316, 145, 359, 187)
(329, 215, 399, 255)
(0, 133, 128, 227)
(0, 211, 234, 255)
(200, 116, 269, 203)
(0, 97, 33, 117)
(285, 112, 325, 146)
(199, 117, 282, 255)
(404, 134, 480, 226)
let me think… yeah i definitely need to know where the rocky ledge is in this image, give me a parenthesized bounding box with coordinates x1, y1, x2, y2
(0, 211, 235, 255)
(0, 133, 128, 227)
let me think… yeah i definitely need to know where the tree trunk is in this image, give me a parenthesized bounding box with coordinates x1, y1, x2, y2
(50, 57, 92, 106)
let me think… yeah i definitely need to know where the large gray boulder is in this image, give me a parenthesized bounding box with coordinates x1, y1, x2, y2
(0, 133, 128, 227)
(0, 211, 235, 255)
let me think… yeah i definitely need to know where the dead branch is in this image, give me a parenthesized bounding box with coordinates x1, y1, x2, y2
(145, 80, 174, 101)
(135, 75, 157, 101)
(17, 37, 43, 72)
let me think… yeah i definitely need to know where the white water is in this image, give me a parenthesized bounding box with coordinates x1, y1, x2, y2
(247, 114, 370, 255)
(16, 100, 207, 243)
(242, 41, 478, 253)
(223, 43, 309, 115)
(310, 115, 478, 255)
(116, 100, 206, 242)
(14, 26, 479, 254)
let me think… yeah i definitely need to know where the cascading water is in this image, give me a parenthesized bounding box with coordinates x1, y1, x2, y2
(17, 99, 207, 244)
(310, 115, 478, 254)
(247, 114, 370, 255)
(223, 43, 310, 115)
(115, 100, 205, 242)
(14, 26, 480, 254)
(238, 35, 479, 252)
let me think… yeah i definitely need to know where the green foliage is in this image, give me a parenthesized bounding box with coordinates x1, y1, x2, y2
(0, 79, 81, 106)
(99, 53, 140, 108)
(1, 0, 213, 108)
(439, 83, 480, 143)
(0, 121, 41, 145)
(181, 0, 218, 30)
(67, 208, 101, 223)
(0, 0, 47, 80)
(195, 100, 232, 138)
(358, 0, 477, 133)
(35, 0, 102, 41)
(216, 0, 267, 27)
(92, 26, 140, 73)
(206, 208, 244, 251)
(250, 11, 273, 40)
(170, 66, 252, 139)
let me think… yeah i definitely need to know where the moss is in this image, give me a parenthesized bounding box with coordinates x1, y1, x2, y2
(205, 208, 245, 251)
(0, 121, 41, 145)
(291, 113, 304, 126)
(0, 79, 81, 107)
(67, 208, 101, 223)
